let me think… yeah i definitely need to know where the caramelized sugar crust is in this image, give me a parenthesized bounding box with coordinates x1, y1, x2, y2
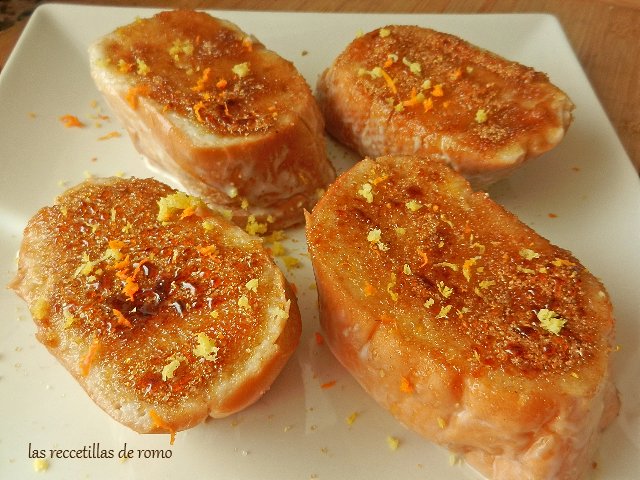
(340, 26, 563, 148)
(101, 10, 306, 137)
(17, 178, 282, 405)
(318, 26, 574, 183)
(308, 156, 613, 378)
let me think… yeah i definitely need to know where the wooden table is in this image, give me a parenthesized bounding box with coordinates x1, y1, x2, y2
(1, 0, 639, 172)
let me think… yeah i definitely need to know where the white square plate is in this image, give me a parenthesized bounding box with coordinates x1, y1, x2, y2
(1, 4, 639, 479)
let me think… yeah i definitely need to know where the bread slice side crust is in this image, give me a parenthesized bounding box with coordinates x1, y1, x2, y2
(10, 177, 301, 435)
(89, 10, 335, 230)
(306, 155, 618, 479)
(317, 26, 574, 187)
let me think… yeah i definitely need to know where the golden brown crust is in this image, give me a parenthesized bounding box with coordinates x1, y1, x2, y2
(317, 26, 574, 186)
(10, 177, 301, 435)
(305, 155, 617, 479)
(100, 11, 287, 138)
(90, 10, 335, 229)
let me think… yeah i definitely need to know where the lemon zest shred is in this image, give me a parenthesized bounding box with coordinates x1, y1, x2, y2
(462, 257, 480, 282)
(475, 109, 488, 123)
(232, 62, 250, 78)
(358, 183, 374, 203)
(246, 278, 259, 292)
(435, 305, 452, 319)
(386, 436, 400, 451)
(433, 262, 458, 271)
(161, 354, 185, 381)
(193, 332, 219, 361)
(157, 192, 206, 223)
(282, 256, 300, 270)
(537, 309, 567, 335)
(136, 58, 150, 76)
(552, 258, 576, 267)
(238, 295, 251, 310)
(346, 412, 359, 425)
(405, 200, 423, 211)
(402, 57, 421, 75)
(387, 273, 398, 301)
(437, 281, 453, 298)
(245, 215, 268, 236)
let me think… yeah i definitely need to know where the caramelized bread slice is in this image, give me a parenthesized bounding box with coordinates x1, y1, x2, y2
(317, 26, 574, 186)
(89, 10, 335, 230)
(10, 177, 301, 436)
(306, 155, 618, 479)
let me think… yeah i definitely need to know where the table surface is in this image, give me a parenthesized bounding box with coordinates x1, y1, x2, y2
(1, 0, 639, 173)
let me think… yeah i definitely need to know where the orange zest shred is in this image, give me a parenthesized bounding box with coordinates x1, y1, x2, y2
(98, 131, 121, 141)
(112, 308, 132, 328)
(193, 101, 205, 123)
(431, 84, 444, 97)
(379, 68, 397, 94)
(79, 338, 101, 377)
(111, 254, 131, 271)
(321, 380, 337, 389)
(383, 54, 396, 68)
(60, 115, 85, 128)
(402, 88, 418, 107)
(125, 85, 150, 109)
(417, 247, 429, 267)
(132, 258, 150, 278)
(198, 244, 219, 259)
(122, 276, 139, 301)
(109, 239, 126, 250)
(115, 257, 150, 301)
(400, 376, 414, 394)
(179, 206, 197, 219)
(149, 409, 176, 445)
(371, 174, 389, 185)
(363, 282, 376, 297)
(191, 67, 211, 92)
